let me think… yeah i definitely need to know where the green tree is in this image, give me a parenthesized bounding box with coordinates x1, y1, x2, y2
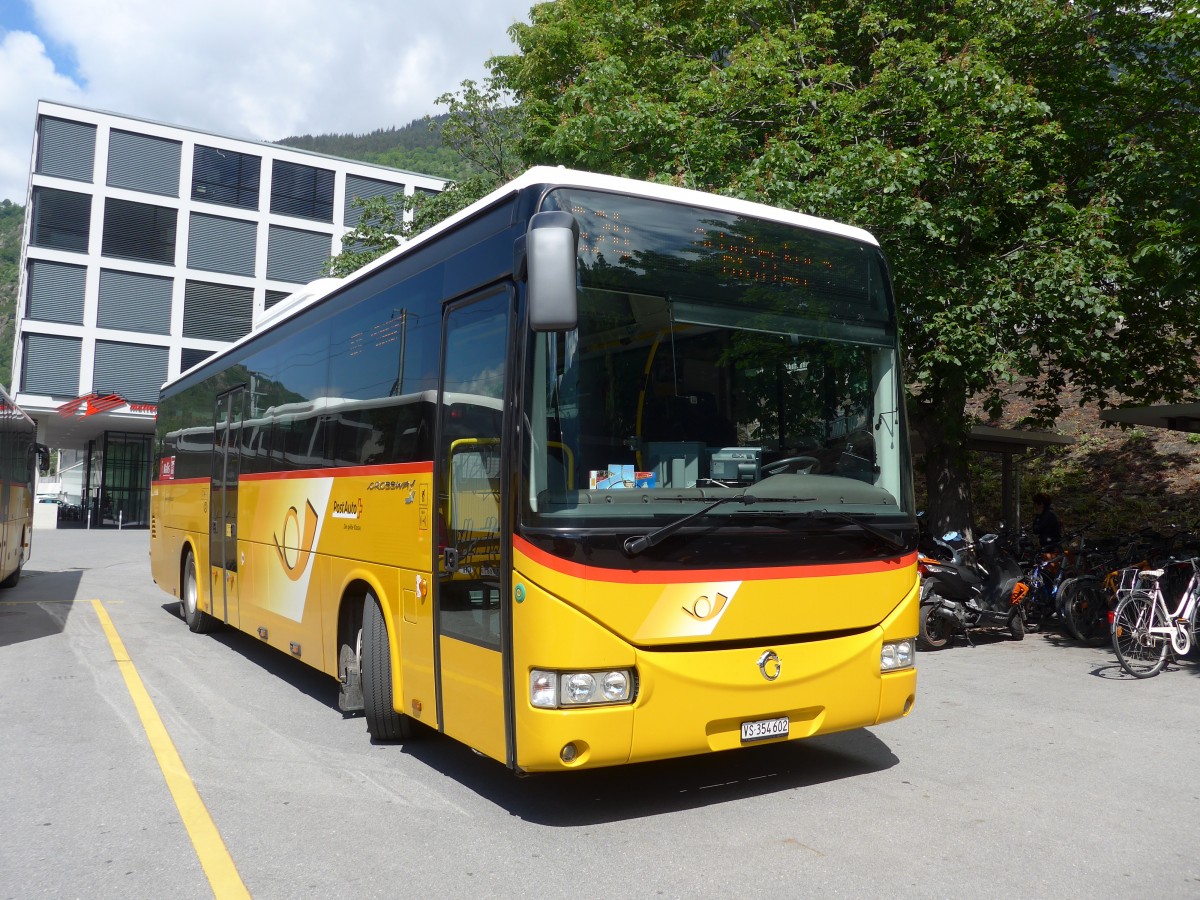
(485, 0, 1200, 533)
(325, 179, 503, 278)
(326, 78, 524, 278)
(0, 200, 25, 385)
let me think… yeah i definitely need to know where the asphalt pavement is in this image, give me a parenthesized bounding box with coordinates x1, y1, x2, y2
(2, 527, 1199, 899)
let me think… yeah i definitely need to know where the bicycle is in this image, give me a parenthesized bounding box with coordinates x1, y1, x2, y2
(1064, 529, 1186, 646)
(1060, 573, 1111, 645)
(1109, 557, 1200, 678)
(1019, 546, 1072, 632)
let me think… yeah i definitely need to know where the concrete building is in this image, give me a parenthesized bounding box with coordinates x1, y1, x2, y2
(13, 100, 443, 527)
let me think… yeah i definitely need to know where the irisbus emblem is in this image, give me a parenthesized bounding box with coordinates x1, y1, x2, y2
(274, 500, 319, 581)
(757, 650, 782, 682)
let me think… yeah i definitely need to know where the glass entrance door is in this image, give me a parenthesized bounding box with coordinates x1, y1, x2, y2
(209, 387, 244, 626)
(434, 289, 512, 764)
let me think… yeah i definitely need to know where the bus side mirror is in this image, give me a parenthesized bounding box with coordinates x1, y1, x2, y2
(525, 211, 579, 332)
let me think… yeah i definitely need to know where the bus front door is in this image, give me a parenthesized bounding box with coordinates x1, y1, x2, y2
(433, 290, 513, 766)
(209, 386, 244, 627)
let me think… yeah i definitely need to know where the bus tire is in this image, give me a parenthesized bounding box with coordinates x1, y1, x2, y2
(0, 565, 21, 589)
(180, 549, 217, 634)
(362, 593, 414, 742)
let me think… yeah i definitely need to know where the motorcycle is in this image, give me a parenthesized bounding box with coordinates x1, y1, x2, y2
(917, 531, 1029, 649)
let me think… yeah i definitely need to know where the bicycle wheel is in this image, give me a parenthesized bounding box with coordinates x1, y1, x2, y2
(1059, 577, 1084, 641)
(1111, 591, 1169, 678)
(1064, 577, 1110, 646)
(1185, 599, 1200, 660)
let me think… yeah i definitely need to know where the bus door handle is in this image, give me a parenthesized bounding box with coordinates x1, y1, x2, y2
(443, 547, 460, 575)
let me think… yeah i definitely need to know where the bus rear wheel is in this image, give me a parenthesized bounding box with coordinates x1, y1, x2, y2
(180, 550, 217, 634)
(0, 565, 21, 589)
(361, 593, 415, 742)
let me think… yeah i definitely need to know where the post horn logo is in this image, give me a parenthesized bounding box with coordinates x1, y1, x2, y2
(274, 499, 319, 581)
(682, 591, 730, 621)
(757, 650, 782, 682)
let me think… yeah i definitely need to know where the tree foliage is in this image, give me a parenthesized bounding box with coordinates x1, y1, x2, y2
(483, 0, 1200, 531)
(276, 116, 478, 181)
(324, 178, 500, 278)
(0, 199, 24, 385)
(326, 79, 523, 278)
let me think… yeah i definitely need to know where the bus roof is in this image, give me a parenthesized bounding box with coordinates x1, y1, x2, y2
(163, 167, 879, 392)
(348, 167, 881, 286)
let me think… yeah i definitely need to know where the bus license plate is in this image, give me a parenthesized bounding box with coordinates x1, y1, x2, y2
(741, 716, 789, 742)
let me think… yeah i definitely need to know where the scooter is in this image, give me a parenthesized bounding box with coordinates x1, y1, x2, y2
(917, 531, 1029, 649)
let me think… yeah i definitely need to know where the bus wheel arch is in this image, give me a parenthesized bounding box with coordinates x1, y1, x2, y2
(352, 586, 416, 742)
(336, 583, 369, 714)
(179, 543, 217, 633)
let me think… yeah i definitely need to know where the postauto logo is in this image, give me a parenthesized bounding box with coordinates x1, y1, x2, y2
(274, 500, 319, 582)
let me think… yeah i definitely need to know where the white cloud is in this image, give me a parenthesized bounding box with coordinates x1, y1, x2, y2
(0, 29, 84, 203)
(0, 0, 531, 202)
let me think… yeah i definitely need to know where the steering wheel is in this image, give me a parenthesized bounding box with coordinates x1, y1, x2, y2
(761, 455, 820, 476)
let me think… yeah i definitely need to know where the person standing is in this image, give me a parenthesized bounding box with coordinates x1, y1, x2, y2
(1031, 492, 1062, 551)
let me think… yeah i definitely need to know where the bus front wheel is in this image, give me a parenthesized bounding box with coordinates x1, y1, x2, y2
(361, 593, 415, 742)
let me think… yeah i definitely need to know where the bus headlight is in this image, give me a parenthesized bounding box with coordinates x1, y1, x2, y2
(530, 669, 635, 708)
(881, 639, 915, 672)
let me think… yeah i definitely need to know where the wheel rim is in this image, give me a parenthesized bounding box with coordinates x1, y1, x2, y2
(921, 604, 951, 647)
(183, 556, 198, 618)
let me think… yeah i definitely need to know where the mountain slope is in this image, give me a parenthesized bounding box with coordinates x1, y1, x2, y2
(274, 114, 477, 182)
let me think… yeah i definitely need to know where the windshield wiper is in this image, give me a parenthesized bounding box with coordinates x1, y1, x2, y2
(803, 509, 907, 551)
(622, 494, 815, 557)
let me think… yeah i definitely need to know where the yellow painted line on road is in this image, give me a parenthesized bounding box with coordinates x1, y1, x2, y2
(0, 599, 125, 604)
(90, 600, 250, 900)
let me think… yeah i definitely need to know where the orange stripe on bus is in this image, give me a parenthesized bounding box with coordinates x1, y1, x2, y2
(242, 462, 432, 481)
(153, 461, 433, 487)
(514, 534, 915, 584)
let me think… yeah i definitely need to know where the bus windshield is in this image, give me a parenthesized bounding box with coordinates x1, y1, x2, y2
(524, 188, 913, 531)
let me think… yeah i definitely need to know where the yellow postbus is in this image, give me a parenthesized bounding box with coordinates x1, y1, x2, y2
(150, 168, 918, 773)
(0, 385, 48, 588)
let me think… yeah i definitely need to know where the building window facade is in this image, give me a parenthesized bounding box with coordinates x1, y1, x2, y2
(102, 198, 177, 265)
(26, 260, 86, 324)
(36, 117, 96, 182)
(93, 341, 168, 404)
(17, 103, 445, 532)
(180, 348, 216, 371)
(107, 130, 181, 196)
(192, 145, 261, 210)
(183, 280, 254, 342)
(267, 225, 330, 284)
(23, 333, 82, 397)
(344, 174, 406, 227)
(187, 212, 257, 276)
(271, 160, 334, 221)
(97, 270, 173, 334)
(31, 187, 91, 252)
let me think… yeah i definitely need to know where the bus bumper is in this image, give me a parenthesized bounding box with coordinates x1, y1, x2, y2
(513, 590, 916, 772)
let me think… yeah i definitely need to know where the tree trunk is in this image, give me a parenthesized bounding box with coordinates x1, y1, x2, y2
(910, 381, 974, 542)
(920, 426, 974, 542)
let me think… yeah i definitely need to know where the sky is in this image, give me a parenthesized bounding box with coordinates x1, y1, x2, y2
(0, 0, 534, 204)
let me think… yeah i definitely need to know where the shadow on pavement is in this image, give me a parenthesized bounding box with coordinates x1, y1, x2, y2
(149, 582, 902, 824)
(159, 602, 344, 713)
(394, 720, 900, 827)
(0, 568, 85, 649)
